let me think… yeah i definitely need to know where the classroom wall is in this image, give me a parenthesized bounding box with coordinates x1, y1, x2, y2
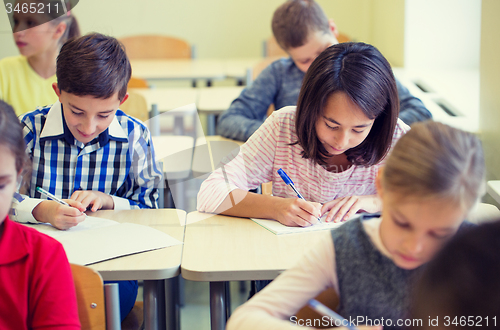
(0, 0, 404, 64)
(404, 0, 481, 70)
(480, 0, 500, 184)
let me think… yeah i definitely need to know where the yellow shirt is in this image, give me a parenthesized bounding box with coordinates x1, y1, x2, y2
(0, 56, 58, 116)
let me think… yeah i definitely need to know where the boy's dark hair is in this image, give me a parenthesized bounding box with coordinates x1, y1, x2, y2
(57, 33, 131, 101)
(411, 220, 500, 329)
(272, 0, 331, 51)
(0, 101, 26, 172)
(294, 42, 399, 167)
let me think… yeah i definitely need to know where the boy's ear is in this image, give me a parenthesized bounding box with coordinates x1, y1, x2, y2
(375, 167, 384, 199)
(119, 93, 129, 106)
(328, 19, 339, 38)
(52, 83, 62, 99)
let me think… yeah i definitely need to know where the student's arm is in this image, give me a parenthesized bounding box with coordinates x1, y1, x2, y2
(216, 63, 281, 142)
(227, 233, 338, 330)
(30, 236, 80, 329)
(396, 78, 432, 126)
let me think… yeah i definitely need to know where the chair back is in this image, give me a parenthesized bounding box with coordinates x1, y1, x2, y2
(128, 77, 149, 89)
(120, 91, 150, 123)
(71, 264, 106, 330)
(120, 34, 191, 59)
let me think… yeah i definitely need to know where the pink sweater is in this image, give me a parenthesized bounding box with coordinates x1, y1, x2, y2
(197, 106, 409, 213)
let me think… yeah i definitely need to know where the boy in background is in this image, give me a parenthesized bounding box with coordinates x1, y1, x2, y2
(13, 33, 163, 321)
(217, 0, 431, 142)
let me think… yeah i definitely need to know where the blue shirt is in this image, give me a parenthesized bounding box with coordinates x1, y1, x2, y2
(12, 102, 163, 223)
(217, 57, 432, 141)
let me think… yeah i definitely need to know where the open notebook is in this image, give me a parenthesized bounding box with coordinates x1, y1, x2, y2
(251, 214, 360, 235)
(25, 216, 182, 265)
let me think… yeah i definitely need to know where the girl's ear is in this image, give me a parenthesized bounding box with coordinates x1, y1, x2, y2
(328, 19, 339, 38)
(375, 167, 384, 199)
(53, 21, 67, 41)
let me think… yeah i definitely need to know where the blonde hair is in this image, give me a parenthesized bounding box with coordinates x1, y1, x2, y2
(382, 121, 485, 212)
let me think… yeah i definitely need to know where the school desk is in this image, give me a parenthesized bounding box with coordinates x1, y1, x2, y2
(130, 87, 198, 137)
(152, 135, 194, 210)
(392, 68, 479, 133)
(191, 136, 244, 179)
(487, 181, 500, 205)
(130, 59, 226, 83)
(90, 209, 186, 330)
(181, 211, 329, 330)
(223, 57, 262, 85)
(197, 86, 245, 135)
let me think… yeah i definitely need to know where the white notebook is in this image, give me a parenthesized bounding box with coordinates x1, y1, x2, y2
(251, 214, 359, 235)
(25, 216, 182, 265)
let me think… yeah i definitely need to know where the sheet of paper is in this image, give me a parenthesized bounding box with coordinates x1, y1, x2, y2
(26, 216, 119, 239)
(56, 223, 182, 265)
(251, 214, 360, 235)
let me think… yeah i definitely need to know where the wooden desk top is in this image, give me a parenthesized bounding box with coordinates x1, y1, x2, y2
(89, 209, 186, 281)
(223, 57, 262, 79)
(181, 211, 329, 281)
(130, 87, 198, 114)
(191, 136, 244, 178)
(197, 86, 244, 113)
(130, 59, 226, 81)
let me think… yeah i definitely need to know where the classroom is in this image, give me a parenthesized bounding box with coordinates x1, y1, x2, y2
(0, 0, 499, 330)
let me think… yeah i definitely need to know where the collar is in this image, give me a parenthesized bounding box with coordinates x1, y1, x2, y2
(39, 101, 128, 145)
(0, 217, 29, 265)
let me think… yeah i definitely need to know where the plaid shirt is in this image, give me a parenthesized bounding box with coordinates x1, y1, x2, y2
(12, 102, 162, 224)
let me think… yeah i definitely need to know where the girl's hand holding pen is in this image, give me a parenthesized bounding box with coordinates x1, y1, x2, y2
(32, 199, 86, 230)
(321, 194, 381, 223)
(275, 197, 322, 227)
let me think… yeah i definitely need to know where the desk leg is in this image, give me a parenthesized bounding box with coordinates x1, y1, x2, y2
(207, 115, 216, 136)
(165, 276, 180, 330)
(210, 281, 227, 330)
(144, 279, 166, 330)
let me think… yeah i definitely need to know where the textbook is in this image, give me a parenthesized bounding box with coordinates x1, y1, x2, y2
(25, 216, 182, 265)
(251, 213, 361, 235)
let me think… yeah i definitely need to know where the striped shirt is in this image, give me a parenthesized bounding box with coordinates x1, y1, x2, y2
(12, 102, 163, 224)
(197, 106, 409, 213)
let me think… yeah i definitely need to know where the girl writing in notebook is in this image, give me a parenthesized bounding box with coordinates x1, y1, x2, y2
(0, 0, 80, 115)
(198, 42, 409, 226)
(0, 100, 79, 329)
(227, 121, 484, 330)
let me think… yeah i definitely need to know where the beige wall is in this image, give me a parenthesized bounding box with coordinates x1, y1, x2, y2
(480, 0, 500, 184)
(0, 0, 404, 63)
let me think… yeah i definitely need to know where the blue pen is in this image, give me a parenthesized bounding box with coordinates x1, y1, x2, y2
(277, 168, 321, 222)
(308, 299, 358, 330)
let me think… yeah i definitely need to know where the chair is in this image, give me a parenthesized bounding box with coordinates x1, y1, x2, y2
(128, 77, 149, 89)
(120, 91, 150, 124)
(119, 34, 192, 60)
(71, 264, 127, 330)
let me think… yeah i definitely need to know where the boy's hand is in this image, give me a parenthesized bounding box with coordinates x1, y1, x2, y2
(274, 198, 322, 227)
(32, 200, 86, 230)
(321, 194, 381, 223)
(70, 190, 114, 212)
